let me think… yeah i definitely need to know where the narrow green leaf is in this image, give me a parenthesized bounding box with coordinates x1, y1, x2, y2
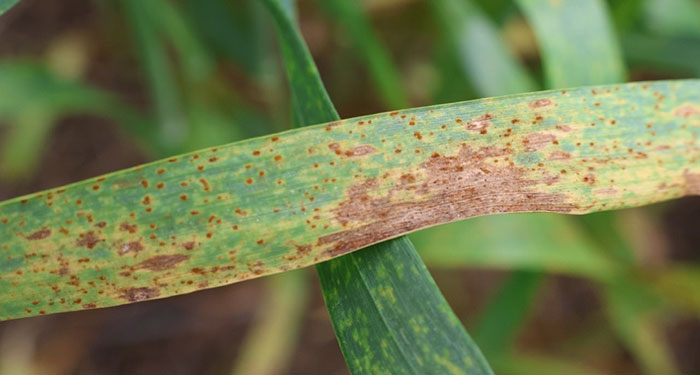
(604, 279, 679, 375)
(431, 0, 537, 97)
(0, 79, 698, 320)
(262, 0, 491, 373)
(413, 214, 618, 280)
(317, 0, 409, 109)
(471, 270, 543, 357)
(318, 237, 492, 375)
(122, 0, 189, 150)
(516, 0, 627, 87)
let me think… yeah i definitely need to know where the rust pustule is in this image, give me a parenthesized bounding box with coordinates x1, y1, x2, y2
(119, 222, 138, 233)
(135, 254, 190, 271)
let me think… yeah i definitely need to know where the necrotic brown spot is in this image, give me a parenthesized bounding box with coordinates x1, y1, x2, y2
(529, 98, 552, 108)
(345, 145, 377, 157)
(523, 133, 557, 152)
(465, 114, 493, 132)
(77, 231, 104, 249)
(318, 144, 576, 257)
(121, 287, 159, 302)
(27, 228, 51, 240)
(136, 254, 190, 271)
(119, 241, 144, 255)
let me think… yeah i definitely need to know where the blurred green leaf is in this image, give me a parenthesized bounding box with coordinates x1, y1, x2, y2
(122, 0, 188, 151)
(623, 33, 700, 77)
(516, 0, 627, 87)
(184, 0, 266, 76)
(493, 353, 603, 375)
(0, 61, 156, 180)
(650, 265, 700, 316)
(604, 279, 679, 375)
(643, 0, 700, 38)
(318, 0, 409, 109)
(262, 0, 492, 373)
(414, 215, 618, 280)
(0, 0, 20, 15)
(472, 271, 543, 357)
(431, 0, 537, 97)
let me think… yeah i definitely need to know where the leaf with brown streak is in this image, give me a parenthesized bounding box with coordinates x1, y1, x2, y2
(0, 80, 698, 320)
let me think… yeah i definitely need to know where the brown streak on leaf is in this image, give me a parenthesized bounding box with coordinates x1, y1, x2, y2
(26, 228, 51, 240)
(135, 254, 190, 271)
(319, 144, 576, 257)
(523, 133, 557, 152)
(120, 287, 159, 302)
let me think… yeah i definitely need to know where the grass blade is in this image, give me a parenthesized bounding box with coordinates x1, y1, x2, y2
(431, 0, 537, 97)
(262, 0, 492, 373)
(516, 0, 627, 87)
(317, 0, 409, 109)
(413, 214, 618, 280)
(0, 79, 697, 320)
(471, 270, 543, 357)
(122, 0, 188, 150)
(318, 237, 492, 374)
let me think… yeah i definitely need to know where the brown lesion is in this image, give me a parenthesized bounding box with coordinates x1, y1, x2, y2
(77, 231, 104, 249)
(318, 144, 577, 257)
(135, 254, 190, 271)
(118, 241, 144, 255)
(26, 228, 51, 240)
(529, 98, 553, 108)
(522, 133, 557, 152)
(119, 287, 160, 302)
(465, 113, 493, 132)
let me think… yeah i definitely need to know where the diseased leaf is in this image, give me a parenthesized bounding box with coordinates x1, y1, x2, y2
(318, 237, 492, 375)
(0, 79, 698, 320)
(262, 1, 492, 373)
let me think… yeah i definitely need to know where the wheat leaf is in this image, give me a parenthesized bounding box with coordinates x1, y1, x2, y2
(0, 79, 698, 320)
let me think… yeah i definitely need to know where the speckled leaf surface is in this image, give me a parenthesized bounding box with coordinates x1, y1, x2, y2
(263, 1, 491, 373)
(0, 80, 698, 320)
